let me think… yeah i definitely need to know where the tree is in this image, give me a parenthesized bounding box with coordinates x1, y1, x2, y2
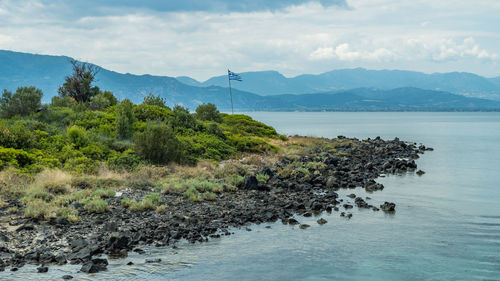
(171, 105, 197, 129)
(58, 59, 100, 103)
(195, 103, 222, 122)
(143, 93, 167, 107)
(0, 86, 43, 118)
(116, 99, 135, 139)
(89, 91, 118, 110)
(134, 122, 182, 164)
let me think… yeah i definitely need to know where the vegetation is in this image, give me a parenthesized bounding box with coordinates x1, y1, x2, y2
(0, 66, 293, 222)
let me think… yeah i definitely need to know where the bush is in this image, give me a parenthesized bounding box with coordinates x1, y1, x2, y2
(107, 149, 142, 171)
(222, 114, 277, 137)
(195, 103, 222, 122)
(116, 99, 135, 139)
(67, 125, 88, 148)
(88, 91, 116, 111)
(134, 122, 182, 164)
(0, 87, 43, 118)
(51, 96, 75, 107)
(58, 60, 100, 103)
(134, 104, 172, 122)
(0, 147, 35, 169)
(64, 156, 99, 174)
(171, 105, 197, 130)
(0, 121, 36, 149)
(143, 93, 167, 107)
(81, 196, 108, 213)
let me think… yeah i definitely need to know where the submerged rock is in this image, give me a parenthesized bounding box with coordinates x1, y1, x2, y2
(380, 202, 396, 212)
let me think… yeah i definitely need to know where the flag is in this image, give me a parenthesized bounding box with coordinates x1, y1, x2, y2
(228, 69, 242, 81)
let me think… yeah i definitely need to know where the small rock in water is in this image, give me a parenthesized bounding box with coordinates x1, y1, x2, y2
(299, 224, 310, 229)
(265, 226, 271, 229)
(317, 218, 328, 225)
(37, 266, 48, 273)
(343, 204, 353, 209)
(346, 213, 353, 219)
(347, 194, 356, 198)
(288, 218, 299, 225)
(127, 261, 134, 266)
(380, 202, 396, 212)
(80, 258, 108, 273)
(145, 258, 162, 263)
(416, 170, 425, 176)
(62, 275, 73, 280)
(303, 212, 312, 217)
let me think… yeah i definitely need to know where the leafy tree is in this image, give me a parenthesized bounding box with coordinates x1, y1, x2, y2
(143, 93, 167, 107)
(171, 105, 197, 129)
(89, 91, 118, 110)
(0, 87, 43, 118)
(51, 96, 75, 107)
(67, 125, 88, 148)
(134, 122, 182, 164)
(101, 91, 118, 106)
(116, 99, 135, 139)
(58, 60, 100, 103)
(195, 103, 222, 122)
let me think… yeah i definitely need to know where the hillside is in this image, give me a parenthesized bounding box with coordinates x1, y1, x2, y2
(188, 68, 500, 100)
(1, 50, 500, 111)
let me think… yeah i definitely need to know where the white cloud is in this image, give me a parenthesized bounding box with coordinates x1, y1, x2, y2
(0, 0, 499, 79)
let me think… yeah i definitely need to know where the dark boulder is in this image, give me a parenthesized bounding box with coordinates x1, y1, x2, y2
(243, 176, 259, 190)
(380, 202, 396, 212)
(317, 218, 328, 225)
(37, 265, 48, 273)
(80, 258, 108, 273)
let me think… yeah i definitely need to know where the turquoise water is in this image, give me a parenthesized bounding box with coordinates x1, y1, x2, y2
(5, 112, 500, 281)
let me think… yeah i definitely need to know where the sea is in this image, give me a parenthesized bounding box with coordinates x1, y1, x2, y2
(5, 112, 500, 281)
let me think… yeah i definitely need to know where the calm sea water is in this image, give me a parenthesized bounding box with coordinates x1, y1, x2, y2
(5, 112, 500, 281)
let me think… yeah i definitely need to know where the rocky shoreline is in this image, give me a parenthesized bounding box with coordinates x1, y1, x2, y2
(0, 136, 431, 275)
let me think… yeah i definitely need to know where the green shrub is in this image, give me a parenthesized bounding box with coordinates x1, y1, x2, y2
(0, 147, 35, 169)
(67, 125, 88, 148)
(222, 114, 277, 137)
(256, 173, 270, 183)
(134, 122, 182, 164)
(51, 96, 75, 107)
(81, 196, 108, 213)
(228, 134, 277, 153)
(134, 104, 172, 122)
(202, 191, 216, 201)
(116, 99, 136, 139)
(121, 193, 161, 211)
(0, 121, 36, 149)
(143, 93, 167, 107)
(64, 156, 99, 174)
(171, 105, 197, 130)
(107, 149, 142, 171)
(195, 103, 222, 122)
(184, 186, 201, 202)
(0, 87, 43, 118)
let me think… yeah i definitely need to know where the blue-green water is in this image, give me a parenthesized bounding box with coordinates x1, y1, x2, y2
(5, 112, 500, 281)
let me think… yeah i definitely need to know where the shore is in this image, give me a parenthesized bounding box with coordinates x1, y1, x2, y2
(0, 136, 431, 274)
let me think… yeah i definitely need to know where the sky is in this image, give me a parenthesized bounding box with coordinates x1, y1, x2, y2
(0, 0, 499, 80)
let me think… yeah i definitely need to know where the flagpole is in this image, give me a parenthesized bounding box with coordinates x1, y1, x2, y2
(227, 69, 234, 114)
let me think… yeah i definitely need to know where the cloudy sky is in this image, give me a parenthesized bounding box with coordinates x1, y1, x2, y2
(0, 0, 499, 80)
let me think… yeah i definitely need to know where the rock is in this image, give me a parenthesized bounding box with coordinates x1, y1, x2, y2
(288, 218, 299, 225)
(62, 275, 74, 280)
(325, 177, 337, 189)
(299, 224, 310, 229)
(0, 232, 9, 242)
(133, 248, 145, 254)
(127, 261, 134, 265)
(416, 170, 425, 176)
(103, 221, 118, 232)
(37, 265, 48, 273)
(347, 194, 356, 199)
(317, 218, 328, 225)
(80, 258, 108, 273)
(243, 176, 259, 190)
(365, 183, 384, 192)
(303, 212, 312, 217)
(380, 202, 396, 212)
(343, 204, 353, 209)
(16, 223, 34, 232)
(108, 232, 130, 253)
(145, 258, 162, 263)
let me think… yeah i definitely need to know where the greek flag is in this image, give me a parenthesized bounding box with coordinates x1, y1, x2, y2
(228, 69, 242, 81)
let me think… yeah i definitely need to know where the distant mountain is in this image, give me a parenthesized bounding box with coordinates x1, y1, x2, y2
(186, 68, 500, 100)
(1, 50, 499, 111)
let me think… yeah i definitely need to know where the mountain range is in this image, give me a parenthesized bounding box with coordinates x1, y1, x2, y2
(1, 49, 500, 111)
